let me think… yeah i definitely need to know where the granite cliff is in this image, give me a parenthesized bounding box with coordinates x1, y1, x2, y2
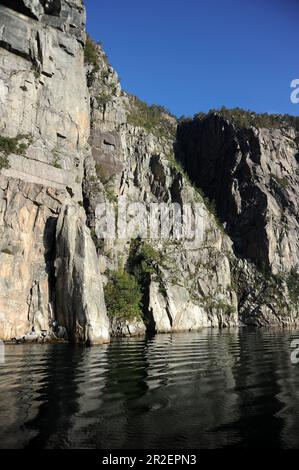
(0, 1, 298, 343)
(176, 112, 299, 325)
(0, 0, 109, 343)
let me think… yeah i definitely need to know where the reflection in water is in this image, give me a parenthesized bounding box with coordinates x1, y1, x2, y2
(1, 329, 299, 448)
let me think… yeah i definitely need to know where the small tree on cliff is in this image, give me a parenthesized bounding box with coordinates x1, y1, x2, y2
(104, 270, 143, 320)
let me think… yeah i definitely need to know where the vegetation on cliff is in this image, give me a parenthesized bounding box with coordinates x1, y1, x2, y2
(0, 134, 31, 171)
(192, 106, 299, 131)
(286, 269, 299, 306)
(0, 154, 9, 171)
(84, 34, 99, 68)
(84, 34, 109, 86)
(0, 135, 29, 156)
(127, 95, 177, 139)
(104, 270, 143, 320)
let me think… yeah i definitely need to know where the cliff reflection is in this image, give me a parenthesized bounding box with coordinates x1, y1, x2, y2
(1, 329, 299, 448)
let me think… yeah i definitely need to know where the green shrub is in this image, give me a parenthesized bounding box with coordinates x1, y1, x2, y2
(104, 270, 142, 320)
(90, 227, 104, 252)
(84, 34, 101, 85)
(128, 241, 162, 277)
(84, 34, 99, 67)
(105, 185, 117, 204)
(0, 155, 9, 171)
(0, 134, 31, 171)
(0, 135, 29, 156)
(100, 70, 110, 82)
(201, 296, 236, 316)
(138, 243, 161, 270)
(127, 95, 176, 139)
(286, 269, 299, 305)
(95, 92, 112, 108)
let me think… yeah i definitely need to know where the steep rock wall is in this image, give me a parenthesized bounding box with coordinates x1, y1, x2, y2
(83, 44, 239, 335)
(176, 114, 299, 325)
(1, 3, 298, 340)
(0, 1, 109, 342)
(176, 115, 299, 274)
(55, 204, 109, 344)
(84, 43, 299, 330)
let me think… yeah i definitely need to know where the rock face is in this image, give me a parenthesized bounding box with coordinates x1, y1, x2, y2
(0, 1, 88, 197)
(55, 204, 109, 344)
(175, 114, 299, 325)
(0, 1, 298, 341)
(84, 43, 239, 334)
(84, 43, 299, 330)
(0, 178, 65, 340)
(110, 317, 146, 337)
(176, 115, 299, 274)
(0, 0, 109, 343)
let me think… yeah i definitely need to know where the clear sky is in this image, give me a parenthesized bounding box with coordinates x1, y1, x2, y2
(84, 0, 299, 118)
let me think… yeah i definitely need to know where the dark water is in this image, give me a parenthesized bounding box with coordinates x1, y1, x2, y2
(1, 329, 299, 449)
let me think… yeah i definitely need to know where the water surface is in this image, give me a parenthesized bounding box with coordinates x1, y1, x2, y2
(1, 328, 299, 448)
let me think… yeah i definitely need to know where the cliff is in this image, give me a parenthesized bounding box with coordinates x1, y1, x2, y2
(83, 39, 240, 335)
(84, 40, 299, 331)
(176, 112, 299, 325)
(176, 112, 299, 273)
(0, 0, 109, 343)
(0, 1, 298, 343)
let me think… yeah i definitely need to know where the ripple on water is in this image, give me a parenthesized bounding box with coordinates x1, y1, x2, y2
(1, 330, 299, 448)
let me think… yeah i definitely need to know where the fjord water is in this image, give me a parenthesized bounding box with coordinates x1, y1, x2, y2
(1, 329, 299, 449)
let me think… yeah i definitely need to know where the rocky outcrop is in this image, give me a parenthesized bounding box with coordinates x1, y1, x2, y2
(1, 1, 60, 21)
(110, 317, 146, 337)
(175, 113, 299, 325)
(148, 280, 211, 332)
(83, 42, 299, 331)
(0, 0, 109, 343)
(0, 1, 298, 341)
(83, 43, 239, 334)
(176, 114, 299, 274)
(55, 204, 109, 344)
(0, 177, 65, 340)
(0, 1, 88, 198)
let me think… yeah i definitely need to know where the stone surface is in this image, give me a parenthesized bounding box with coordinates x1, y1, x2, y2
(84, 43, 299, 331)
(176, 114, 299, 274)
(0, 0, 109, 343)
(84, 47, 239, 334)
(55, 204, 110, 344)
(148, 280, 210, 333)
(0, 0, 298, 341)
(0, 1, 88, 200)
(0, 176, 65, 340)
(110, 317, 146, 337)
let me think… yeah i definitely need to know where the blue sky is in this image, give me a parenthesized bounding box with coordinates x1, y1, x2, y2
(84, 0, 299, 118)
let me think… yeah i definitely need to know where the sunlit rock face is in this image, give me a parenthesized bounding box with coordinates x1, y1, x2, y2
(0, 179, 66, 340)
(55, 204, 110, 345)
(83, 43, 239, 334)
(0, 1, 298, 342)
(0, 0, 109, 343)
(84, 44, 299, 329)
